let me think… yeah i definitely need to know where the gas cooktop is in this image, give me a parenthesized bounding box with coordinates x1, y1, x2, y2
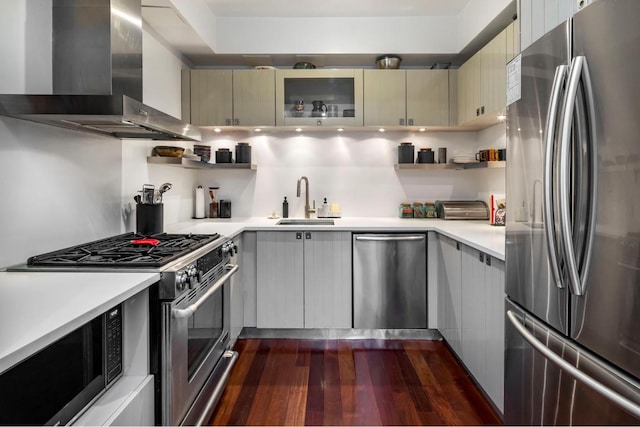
(25, 233, 221, 268)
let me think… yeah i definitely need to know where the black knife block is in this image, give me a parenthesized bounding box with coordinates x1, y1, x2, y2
(136, 203, 163, 235)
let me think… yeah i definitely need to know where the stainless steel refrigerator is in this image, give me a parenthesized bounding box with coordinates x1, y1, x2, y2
(505, 0, 640, 424)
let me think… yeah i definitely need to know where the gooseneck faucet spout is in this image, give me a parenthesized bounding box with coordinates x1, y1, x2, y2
(297, 176, 312, 218)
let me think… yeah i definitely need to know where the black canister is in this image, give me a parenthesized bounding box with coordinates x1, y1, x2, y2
(235, 142, 251, 164)
(136, 203, 163, 235)
(215, 148, 232, 163)
(398, 142, 415, 163)
(417, 148, 435, 163)
(219, 200, 232, 218)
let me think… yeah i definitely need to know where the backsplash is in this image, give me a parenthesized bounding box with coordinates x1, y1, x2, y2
(193, 124, 506, 218)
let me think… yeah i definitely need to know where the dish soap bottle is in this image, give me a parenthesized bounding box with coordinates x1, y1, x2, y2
(282, 196, 289, 218)
(319, 198, 329, 218)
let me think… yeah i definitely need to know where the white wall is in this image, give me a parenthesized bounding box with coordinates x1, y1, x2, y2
(0, 0, 51, 93)
(192, 124, 506, 218)
(121, 29, 198, 233)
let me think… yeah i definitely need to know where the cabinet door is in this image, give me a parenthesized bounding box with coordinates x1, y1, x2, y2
(233, 69, 275, 127)
(406, 70, 450, 126)
(275, 69, 364, 127)
(190, 70, 233, 126)
(256, 231, 304, 328)
(437, 234, 462, 356)
(481, 28, 507, 117)
(506, 20, 521, 63)
(303, 232, 352, 328)
(484, 256, 505, 412)
(363, 70, 406, 127)
(461, 245, 487, 386)
(457, 56, 480, 125)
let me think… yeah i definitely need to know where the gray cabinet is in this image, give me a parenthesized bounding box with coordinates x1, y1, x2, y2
(460, 245, 506, 412)
(256, 231, 351, 328)
(436, 234, 505, 413)
(519, 0, 581, 51)
(232, 69, 276, 127)
(364, 69, 451, 127)
(436, 233, 463, 355)
(183, 69, 275, 127)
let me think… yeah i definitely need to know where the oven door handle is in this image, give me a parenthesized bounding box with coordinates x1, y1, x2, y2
(173, 264, 239, 319)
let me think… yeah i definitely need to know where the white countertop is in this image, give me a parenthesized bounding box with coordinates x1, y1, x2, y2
(0, 216, 504, 374)
(166, 216, 506, 260)
(0, 272, 159, 374)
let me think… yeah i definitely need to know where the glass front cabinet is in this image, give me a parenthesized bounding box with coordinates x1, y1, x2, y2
(275, 69, 364, 127)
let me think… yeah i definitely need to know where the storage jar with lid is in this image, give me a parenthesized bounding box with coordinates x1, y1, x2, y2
(413, 202, 426, 218)
(425, 202, 437, 218)
(399, 203, 413, 218)
(417, 148, 434, 164)
(398, 142, 415, 164)
(235, 142, 251, 164)
(215, 148, 232, 163)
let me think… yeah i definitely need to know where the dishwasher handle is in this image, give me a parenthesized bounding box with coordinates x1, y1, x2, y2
(355, 235, 425, 242)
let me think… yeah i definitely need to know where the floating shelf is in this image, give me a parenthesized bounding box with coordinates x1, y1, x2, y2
(395, 161, 505, 170)
(147, 156, 257, 170)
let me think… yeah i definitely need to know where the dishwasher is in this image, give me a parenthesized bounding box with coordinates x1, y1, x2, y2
(352, 233, 427, 328)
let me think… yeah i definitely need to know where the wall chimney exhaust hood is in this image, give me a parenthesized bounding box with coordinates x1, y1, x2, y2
(0, 0, 201, 141)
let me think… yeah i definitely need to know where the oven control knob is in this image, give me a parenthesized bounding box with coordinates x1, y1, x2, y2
(222, 242, 231, 256)
(176, 271, 188, 291)
(187, 266, 199, 289)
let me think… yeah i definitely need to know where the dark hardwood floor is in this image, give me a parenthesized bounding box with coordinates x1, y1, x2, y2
(208, 339, 503, 426)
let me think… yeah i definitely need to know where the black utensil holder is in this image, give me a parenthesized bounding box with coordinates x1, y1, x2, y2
(136, 204, 163, 235)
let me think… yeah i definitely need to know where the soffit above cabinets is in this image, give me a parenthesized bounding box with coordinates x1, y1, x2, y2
(142, 0, 516, 68)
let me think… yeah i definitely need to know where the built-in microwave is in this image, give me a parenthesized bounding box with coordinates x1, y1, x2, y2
(0, 304, 123, 425)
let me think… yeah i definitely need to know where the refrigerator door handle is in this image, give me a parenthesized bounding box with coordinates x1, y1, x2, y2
(507, 310, 640, 419)
(543, 65, 569, 289)
(577, 56, 598, 296)
(558, 56, 595, 296)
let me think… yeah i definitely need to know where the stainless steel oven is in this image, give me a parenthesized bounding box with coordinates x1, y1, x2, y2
(162, 257, 238, 426)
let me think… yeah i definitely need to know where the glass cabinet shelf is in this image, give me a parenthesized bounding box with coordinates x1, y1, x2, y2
(275, 69, 363, 127)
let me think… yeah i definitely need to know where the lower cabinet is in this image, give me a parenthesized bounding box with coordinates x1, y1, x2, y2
(256, 231, 352, 328)
(436, 233, 505, 413)
(436, 234, 463, 355)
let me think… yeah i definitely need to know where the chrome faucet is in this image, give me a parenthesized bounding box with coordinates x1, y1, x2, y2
(296, 176, 314, 218)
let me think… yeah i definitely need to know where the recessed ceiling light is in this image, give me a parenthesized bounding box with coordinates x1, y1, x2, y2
(214, 128, 222, 133)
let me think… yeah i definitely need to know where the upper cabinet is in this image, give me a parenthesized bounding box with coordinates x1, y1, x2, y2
(183, 69, 276, 127)
(457, 26, 509, 128)
(275, 69, 364, 127)
(186, 70, 232, 127)
(407, 70, 451, 127)
(519, 0, 589, 51)
(364, 70, 451, 128)
(232, 69, 276, 127)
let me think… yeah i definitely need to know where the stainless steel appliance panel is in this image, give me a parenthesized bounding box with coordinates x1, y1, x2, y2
(162, 263, 237, 426)
(353, 234, 427, 329)
(569, 0, 640, 380)
(506, 299, 640, 425)
(506, 21, 571, 333)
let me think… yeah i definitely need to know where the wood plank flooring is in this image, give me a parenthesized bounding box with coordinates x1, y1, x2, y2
(208, 339, 503, 426)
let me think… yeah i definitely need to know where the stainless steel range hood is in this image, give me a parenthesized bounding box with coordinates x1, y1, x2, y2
(0, 0, 201, 141)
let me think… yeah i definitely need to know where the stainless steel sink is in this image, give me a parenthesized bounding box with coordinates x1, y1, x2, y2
(276, 219, 335, 225)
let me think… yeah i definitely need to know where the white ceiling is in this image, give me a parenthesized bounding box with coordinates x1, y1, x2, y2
(203, 0, 470, 18)
(141, 0, 514, 68)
